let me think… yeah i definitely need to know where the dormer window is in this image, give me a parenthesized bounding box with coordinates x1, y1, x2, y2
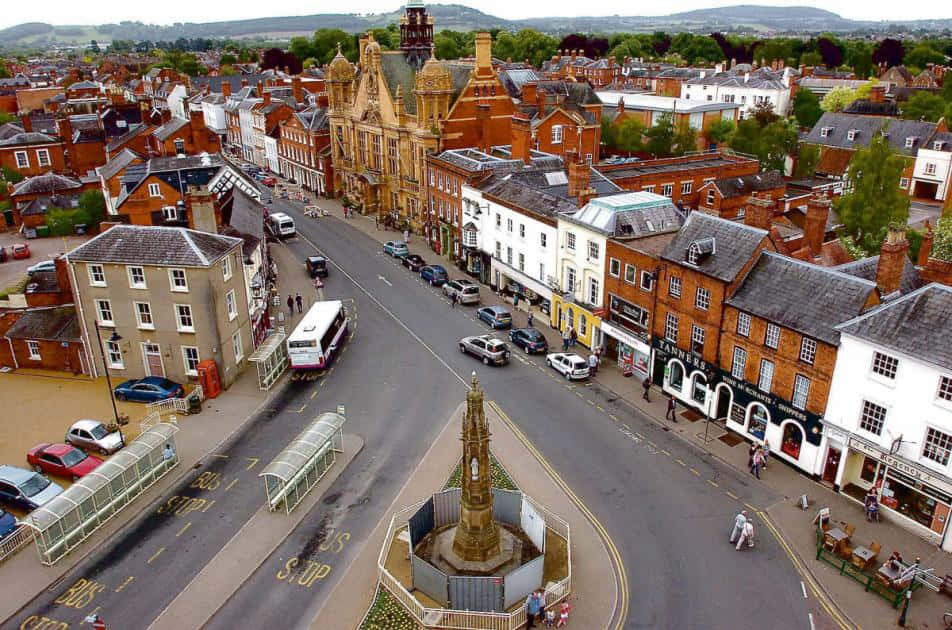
(905, 136, 917, 148)
(686, 238, 715, 266)
(935, 141, 945, 151)
(847, 129, 858, 141)
(819, 126, 833, 138)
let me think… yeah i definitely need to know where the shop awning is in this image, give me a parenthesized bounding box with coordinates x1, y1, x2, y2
(600, 321, 650, 354)
(491, 259, 554, 300)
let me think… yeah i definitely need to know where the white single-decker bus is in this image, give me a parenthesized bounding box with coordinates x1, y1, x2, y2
(287, 300, 348, 370)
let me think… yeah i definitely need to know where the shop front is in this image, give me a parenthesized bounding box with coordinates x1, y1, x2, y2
(651, 337, 714, 414)
(492, 259, 553, 317)
(600, 297, 651, 379)
(550, 294, 601, 350)
(716, 368, 823, 475)
(837, 435, 952, 550)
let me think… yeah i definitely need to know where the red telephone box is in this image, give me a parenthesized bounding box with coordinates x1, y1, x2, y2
(196, 359, 221, 398)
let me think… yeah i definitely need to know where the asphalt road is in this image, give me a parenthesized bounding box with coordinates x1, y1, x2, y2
(204, 196, 825, 630)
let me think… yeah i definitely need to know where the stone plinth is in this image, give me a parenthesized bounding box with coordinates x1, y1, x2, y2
(437, 526, 519, 575)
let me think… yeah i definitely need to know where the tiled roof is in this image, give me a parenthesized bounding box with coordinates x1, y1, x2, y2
(96, 148, 143, 181)
(836, 283, 952, 372)
(11, 173, 81, 197)
(834, 255, 922, 296)
(711, 171, 785, 199)
(67, 225, 241, 267)
(152, 116, 189, 141)
(6, 306, 81, 342)
(727, 251, 876, 346)
(804, 113, 938, 156)
(842, 99, 900, 116)
(661, 212, 768, 282)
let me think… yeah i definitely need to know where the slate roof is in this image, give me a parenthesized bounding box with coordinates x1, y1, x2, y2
(116, 153, 224, 208)
(834, 256, 922, 296)
(686, 67, 790, 90)
(0, 132, 58, 146)
(842, 99, 900, 116)
(152, 116, 189, 141)
(67, 225, 241, 267)
(804, 113, 938, 156)
(6, 307, 81, 342)
(661, 212, 768, 282)
(710, 171, 785, 199)
(96, 148, 143, 181)
(0, 122, 24, 141)
(483, 175, 578, 217)
(293, 107, 329, 131)
(836, 283, 952, 372)
(105, 123, 150, 153)
(11, 173, 81, 197)
(726, 252, 876, 346)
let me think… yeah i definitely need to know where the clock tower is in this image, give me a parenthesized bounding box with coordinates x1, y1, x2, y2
(400, 0, 434, 69)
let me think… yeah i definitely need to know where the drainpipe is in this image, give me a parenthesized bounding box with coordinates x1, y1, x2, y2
(5, 337, 18, 369)
(66, 253, 96, 379)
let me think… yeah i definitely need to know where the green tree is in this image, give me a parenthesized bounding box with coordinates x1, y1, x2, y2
(601, 118, 618, 151)
(615, 117, 645, 153)
(704, 118, 735, 145)
(794, 144, 821, 179)
(799, 51, 823, 67)
(932, 216, 952, 261)
(834, 132, 910, 254)
(644, 113, 674, 157)
(729, 118, 797, 174)
(845, 41, 873, 78)
(793, 89, 823, 128)
(312, 29, 355, 64)
(672, 120, 697, 156)
(901, 91, 948, 122)
(0, 112, 17, 125)
(219, 65, 237, 76)
(1, 166, 23, 184)
(904, 44, 946, 70)
(0, 67, 10, 79)
(820, 86, 858, 112)
(77, 190, 106, 229)
(434, 32, 461, 60)
(219, 53, 237, 66)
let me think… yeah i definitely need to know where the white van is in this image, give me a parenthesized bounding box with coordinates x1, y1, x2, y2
(267, 212, 296, 238)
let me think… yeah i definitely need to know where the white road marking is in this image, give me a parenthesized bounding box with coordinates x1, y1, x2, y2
(377, 275, 392, 287)
(801, 581, 808, 599)
(808, 613, 815, 630)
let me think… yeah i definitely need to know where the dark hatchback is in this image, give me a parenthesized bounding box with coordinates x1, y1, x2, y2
(420, 265, 448, 286)
(402, 254, 426, 272)
(306, 256, 329, 278)
(509, 327, 548, 354)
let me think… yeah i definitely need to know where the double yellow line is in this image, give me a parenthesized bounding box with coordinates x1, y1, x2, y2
(489, 400, 629, 630)
(758, 511, 856, 630)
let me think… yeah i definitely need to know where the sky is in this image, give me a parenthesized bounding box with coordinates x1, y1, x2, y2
(1, 0, 949, 30)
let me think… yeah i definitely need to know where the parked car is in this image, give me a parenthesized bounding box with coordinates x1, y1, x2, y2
(545, 352, 590, 380)
(0, 465, 63, 512)
(459, 335, 510, 365)
(27, 443, 103, 481)
(0, 508, 17, 540)
(476, 306, 512, 329)
(402, 254, 426, 272)
(114, 376, 184, 403)
(442, 280, 480, 305)
(11, 243, 30, 259)
(262, 176, 277, 187)
(420, 265, 448, 286)
(509, 328, 549, 354)
(383, 241, 409, 257)
(306, 256, 329, 278)
(65, 420, 125, 455)
(27, 259, 56, 275)
(0, 247, 6, 263)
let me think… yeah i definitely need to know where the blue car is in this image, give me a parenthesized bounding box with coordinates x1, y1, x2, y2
(420, 265, 448, 286)
(114, 376, 185, 403)
(0, 508, 18, 540)
(476, 306, 512, 329)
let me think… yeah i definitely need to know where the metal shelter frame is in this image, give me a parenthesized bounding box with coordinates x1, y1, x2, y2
(248, 330, 288, 390)
(24, 423, 180, 565)
(259, 411, 345, 513)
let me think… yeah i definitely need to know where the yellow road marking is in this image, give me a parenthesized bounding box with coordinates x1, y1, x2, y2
(676, 458, 686, 466)
(586, 399, 595, 406)
(489, 401, 628, 630)
(647, 440, 656, 447)
(690, 468, 701, 476)
(225, 478, 239, 491)
(635, 432, 645, 439)
(726, 491, 739, 500)
(176, 522, 191, 537)
(147, 547, 165, 564)
(114, 577, 134, 593)
(244, 457, 259, 471)
(576, 392, 584, 398)
(310, 390, 319, 400)
(744, 502, 759, 512)
(608, 414, 618, 422)
(209, 454, 228, 459)
(296, 404, 307, 413)
(661, 449, 671, 456)
(707, 479, 719, 488)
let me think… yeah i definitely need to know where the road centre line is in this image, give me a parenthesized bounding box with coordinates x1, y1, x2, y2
(726, 491, 739, 500)
(147, 548, 165, 564)
(801, 581, 808, 599)
(176, 522, 191, 537)
(707, 479, 719, 488)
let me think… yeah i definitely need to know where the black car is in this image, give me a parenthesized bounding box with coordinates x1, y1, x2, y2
(306, 256, 329, 278)
(402, 254, 426, 272)
(509, 328, 549, 354)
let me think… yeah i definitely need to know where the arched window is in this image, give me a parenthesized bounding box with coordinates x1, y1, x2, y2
(668, 360, 684, 391)
(781, 422, 804, 459)
(690, 372, 707, 405)
(747, 404, 769, 440)
(579, 314, 587, 336)
(474, 86, 480, 97)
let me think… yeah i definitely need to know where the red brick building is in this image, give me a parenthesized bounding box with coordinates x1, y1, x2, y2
(518, 81, 602, 164)
(696, 170, 786, 219)
(277, 107, 332, 195)
(0, 122, 67, 178)
(149, 110, 221, 157)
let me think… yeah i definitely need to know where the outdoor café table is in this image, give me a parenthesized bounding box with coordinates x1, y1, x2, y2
(878, 561, 904, 586)
(825, 527, 849, 553)
(852, 545, 876, 570)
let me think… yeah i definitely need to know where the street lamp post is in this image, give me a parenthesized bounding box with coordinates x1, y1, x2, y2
(93, 320, 124, 443)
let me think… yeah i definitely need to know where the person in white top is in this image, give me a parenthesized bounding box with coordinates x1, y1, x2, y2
(729, 510, 748, 544)
(736, 519, 755, 550)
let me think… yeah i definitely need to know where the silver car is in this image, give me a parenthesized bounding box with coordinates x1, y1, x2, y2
(66, 419, 124, 455)
(0, 465, 63, 511)
(443, 280, 480, 305)
(459, 335, 511, 365)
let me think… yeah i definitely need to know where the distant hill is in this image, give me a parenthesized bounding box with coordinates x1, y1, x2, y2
(1, 4, 951, 48)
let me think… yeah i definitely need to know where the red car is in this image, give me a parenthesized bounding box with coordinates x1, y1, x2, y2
(262, 176, 277, 187)
(11, 244, 30, 260)
(27, 443, 103, 481)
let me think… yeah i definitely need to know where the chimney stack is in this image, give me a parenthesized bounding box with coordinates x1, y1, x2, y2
(536, 87, 546, 118)
(521, 81, 537, 104)
(918, 220, 934, 267)
(263, 90, 271, 106)
(876, 227, 909, 298)
(804, 194, 831, 255)
(222, 81, 231, 98)
(510, 113, 532, 165)
(292, 76, 303, 105)
(567, 153, 594, 206)
(743, 194, 774, 231)
(475, 32, 492, 72)
(20, 114, 32, 133)
(870, 84, 886, 103)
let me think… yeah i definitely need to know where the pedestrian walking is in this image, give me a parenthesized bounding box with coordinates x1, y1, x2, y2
(295, 292, 303, 313)
(729, 510, 748, 544)
(752, 448, 764, 480)
(375, 216, 379, 230)
(450, 292, 457, 308)
(561, 328, 571, 352)
(665, 396, 678, 422)
(403, 229, 410, 244)
(736, 519, 755, 550)
(748, 443, 757, 474)
(525, 590, 542, 628)
(588, 353, 598, 376)
(556, 601, 571, 628)
(287, 294, 294, 317)
(527, 311, 534, 328)
(642, 376, 651, 401)
(762, 439, 770, 469)
(513, 292, 520, 309)
(569, 327, 577, 347)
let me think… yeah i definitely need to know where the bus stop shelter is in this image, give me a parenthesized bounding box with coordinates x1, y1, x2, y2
(260, 411, 345, 513)
(248, 330, 288, 390)
(25, 423, 180, 565)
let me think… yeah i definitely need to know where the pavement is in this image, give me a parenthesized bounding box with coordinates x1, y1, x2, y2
(310, 402, 613, 629)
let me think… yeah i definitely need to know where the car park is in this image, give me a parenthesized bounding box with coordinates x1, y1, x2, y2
(65, 420, 125, 455)
(545, 352, 590, 380)
(509, 328, 549, 354)
(0, 465, 63, 511)
(11, 244, 30, 259)
(402, 254, 426, 272)
(459, 335, 510, 365)
(420, 265, 448, 286)
(27, 259, 56, 275)
(306, 256, 329, 278)
(476, 306, 512, 329)
(27, 443, 103, 481)
(0, 508, 17, 540)
(383, 241, 409, 257)
(442, 280, 480, 305)
(114, 376, 184, 402)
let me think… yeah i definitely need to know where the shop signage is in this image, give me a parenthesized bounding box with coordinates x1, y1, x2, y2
(601, 321, 649, 354)
(651, 337, 707, 373)
(849, 437, 952, 496)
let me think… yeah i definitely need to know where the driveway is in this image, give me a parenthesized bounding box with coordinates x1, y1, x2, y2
(0, 233, 88, 291)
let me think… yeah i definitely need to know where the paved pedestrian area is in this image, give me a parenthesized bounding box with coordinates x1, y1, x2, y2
(311, 402, 614, 630)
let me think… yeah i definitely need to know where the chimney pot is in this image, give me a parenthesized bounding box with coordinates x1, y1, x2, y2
(803, 195, 830, 255)
(876, 227, 909, 297)
(743, 195, 774, 231)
